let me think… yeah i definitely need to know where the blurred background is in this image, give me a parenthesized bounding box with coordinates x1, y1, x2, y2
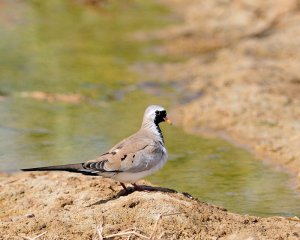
(0, 0, 300, 217)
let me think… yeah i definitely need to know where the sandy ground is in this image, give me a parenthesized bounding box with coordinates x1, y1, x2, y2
(149, 0, 300, 191)
(1, 171, 300, 240)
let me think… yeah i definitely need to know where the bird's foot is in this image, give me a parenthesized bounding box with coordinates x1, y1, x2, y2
(118, 182, 135, 195)
(120, 182, 129, 193)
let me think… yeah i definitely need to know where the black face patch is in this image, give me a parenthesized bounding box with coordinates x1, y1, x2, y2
(154, 110, 167, 125)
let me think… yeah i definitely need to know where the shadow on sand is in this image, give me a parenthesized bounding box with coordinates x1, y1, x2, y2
(87, 185, 194, 206)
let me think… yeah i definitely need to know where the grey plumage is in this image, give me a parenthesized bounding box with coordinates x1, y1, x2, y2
(22, 105, 171, 189)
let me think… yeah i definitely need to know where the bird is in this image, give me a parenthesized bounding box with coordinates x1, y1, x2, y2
(22, 105, 172, 192)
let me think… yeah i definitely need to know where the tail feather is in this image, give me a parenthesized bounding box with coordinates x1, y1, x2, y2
(21, 163, 98, 176)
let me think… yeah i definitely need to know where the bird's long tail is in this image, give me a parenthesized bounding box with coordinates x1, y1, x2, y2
(21, 163, 98, 176)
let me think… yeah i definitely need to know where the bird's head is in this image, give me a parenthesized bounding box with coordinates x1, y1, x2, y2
(143, 105, 172, 126)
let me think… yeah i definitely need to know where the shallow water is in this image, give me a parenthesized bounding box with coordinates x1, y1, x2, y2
(0, 0, 299, 217)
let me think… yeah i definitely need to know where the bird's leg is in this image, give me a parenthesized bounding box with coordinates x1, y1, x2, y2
(132, 183, 142, 191)
(120, 182, 128, 192)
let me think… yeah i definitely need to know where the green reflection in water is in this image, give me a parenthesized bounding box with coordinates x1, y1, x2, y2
(0, 0, 171, 95)
(0, 0, 300, 217)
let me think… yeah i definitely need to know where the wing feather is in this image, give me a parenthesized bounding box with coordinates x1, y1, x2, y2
(83, 130, 161, 173)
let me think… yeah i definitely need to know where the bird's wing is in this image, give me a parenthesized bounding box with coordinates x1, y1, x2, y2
(83, 132, 164, 173)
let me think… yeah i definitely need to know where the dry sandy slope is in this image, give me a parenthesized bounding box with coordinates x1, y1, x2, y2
(1, 172, 300, 240)
(152, 0, 300, 190)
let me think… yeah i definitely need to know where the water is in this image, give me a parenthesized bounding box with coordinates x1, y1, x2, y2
(0, 0, 299, 217)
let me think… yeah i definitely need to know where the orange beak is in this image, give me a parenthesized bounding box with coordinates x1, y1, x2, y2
(163, 116, 172, 125)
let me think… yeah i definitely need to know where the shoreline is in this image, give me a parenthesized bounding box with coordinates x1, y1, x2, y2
(182, 126, 300, 193)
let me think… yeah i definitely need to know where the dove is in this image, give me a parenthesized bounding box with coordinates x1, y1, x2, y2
(22, 105, 171, 191)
